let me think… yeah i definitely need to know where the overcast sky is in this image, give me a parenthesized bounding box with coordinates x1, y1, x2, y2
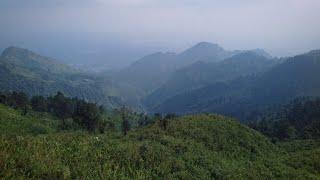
(1, 0, 320, 60)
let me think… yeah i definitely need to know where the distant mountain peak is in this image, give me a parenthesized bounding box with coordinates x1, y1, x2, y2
(224, 51, 269, 63)
(249, 49, 272, 59)
(0, 46, 74, 74)
(1, 46, 32, 58)
(147, 52, 176, 57)
(178, 42, 230, 64)
(307, 49, 320, 56)
(189, 42, 224, 51)
(132, 51, 177, 66)
(1, 46, 52, 64)
(1, 46, 60, 64)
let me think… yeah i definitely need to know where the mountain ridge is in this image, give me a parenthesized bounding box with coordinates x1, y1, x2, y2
(113, 42, 272, 96)
(144, 50, 276, 109)
(0, 47, 124, 109)
(150, 49, 320, 120)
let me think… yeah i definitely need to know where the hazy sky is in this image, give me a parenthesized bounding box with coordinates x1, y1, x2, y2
(1, 0, 320, 62)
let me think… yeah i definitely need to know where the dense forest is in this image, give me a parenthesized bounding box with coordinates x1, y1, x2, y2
(250, 97, 320, 140)
(0, 91, 109, 132)
(0, 90, 171, 134)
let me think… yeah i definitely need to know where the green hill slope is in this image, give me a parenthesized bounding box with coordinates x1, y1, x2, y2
(0, 106, 318, 179)
(0, 104, 58, 135)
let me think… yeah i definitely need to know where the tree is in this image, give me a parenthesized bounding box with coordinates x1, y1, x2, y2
(99, 105, 105, 114)
(273, 120, 296, 140)
(159, 118, 168, 130)
(31, 96, 47, 112)
(82, 103, 101, 132)
(72, 99, 104, 132)
(51, 92, 73, 128)
(12, 92, 29, 115)
(138, 113, 152, 127)
(0, 92, 7, 104)
(165, 113, 176, 119)
(122, 119, 130, 136)
(121, 106, 131, 136)
(98, 120, 108, 134)
(154, 113, 162, 120)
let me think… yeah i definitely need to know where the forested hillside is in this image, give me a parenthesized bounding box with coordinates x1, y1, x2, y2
(250, 97, 320, 140)
(0, 102, 319, 179)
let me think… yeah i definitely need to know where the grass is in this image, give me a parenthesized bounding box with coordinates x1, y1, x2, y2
(0, 104, 58, 136)
(0, 105, 319, 179)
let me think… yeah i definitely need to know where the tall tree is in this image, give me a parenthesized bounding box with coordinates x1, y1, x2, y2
(13, 92, 29, 115)
(51, 92, 73, 127)
(31, 96, 47, 112)
(121, 106, 131, 136)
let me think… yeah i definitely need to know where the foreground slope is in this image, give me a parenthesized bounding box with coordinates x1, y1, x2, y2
(0, 105, 318, 179)
(0, 104, 58, 135)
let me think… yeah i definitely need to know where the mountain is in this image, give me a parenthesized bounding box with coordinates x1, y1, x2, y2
(177, 42, 235, 66)
(0, 46, 76, 79)
(151, 50, 320, 120)
(250, 48, 273, 59)
(149, 76, 255, 115)
(113, 42, 271, 105)
(0, 47, 122, 108)
(176, 42, 272, 67)
(144, 51, 277, 109)
(251, 49, 320, 105)
(114, 52, 178, 94)
(113, 42, 239, 93)
(111, 43, 273, 110)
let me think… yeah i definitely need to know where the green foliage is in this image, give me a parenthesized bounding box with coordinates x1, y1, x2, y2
(122, 119, 130, 136)
(31, 95, 47, 112)
(1, 91, 108, 133)
(251, 98, 320, 140)
(0, 104, 58, 136)
(0, 111, 319, 179)
(278, 140, 320, 178)
(120, 106, 131, 136)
